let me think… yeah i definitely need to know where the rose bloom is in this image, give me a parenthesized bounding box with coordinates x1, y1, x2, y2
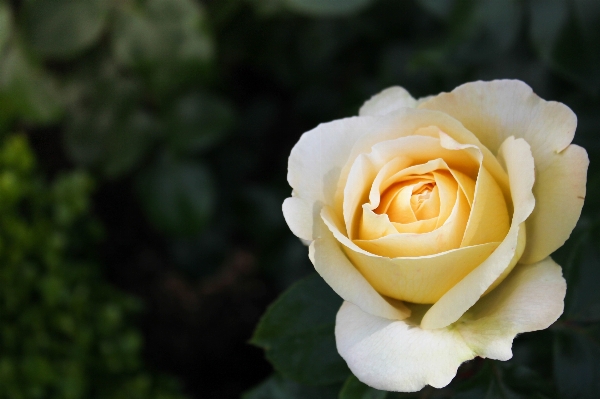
(282, 80, 588, 392)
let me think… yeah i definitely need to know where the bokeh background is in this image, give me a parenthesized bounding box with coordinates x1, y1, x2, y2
(1, 0, 600, 398)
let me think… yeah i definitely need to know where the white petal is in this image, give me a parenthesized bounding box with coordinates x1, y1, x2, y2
(456, 257, 566, 360)
(335, 257, 565, 392)
(421, 136, 535, 329)
(282, 196, 314, 241)
(335, 301, 474, 392)
(359, 86, 417, 116)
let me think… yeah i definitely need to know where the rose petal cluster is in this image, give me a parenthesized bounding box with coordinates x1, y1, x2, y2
(282, 80, 589, 392)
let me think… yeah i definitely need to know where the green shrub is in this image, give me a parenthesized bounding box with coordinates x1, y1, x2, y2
(0, 135, 188, 399)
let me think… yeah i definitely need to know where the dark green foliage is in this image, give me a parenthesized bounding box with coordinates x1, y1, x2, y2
(136, 155, 214, 236)
(0, 135, 188, 399)
(242, 374, 341, 399)
(339, 375, 387, 399)
(251, 274, 349, 385)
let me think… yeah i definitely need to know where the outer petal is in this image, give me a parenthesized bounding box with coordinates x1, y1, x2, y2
(521, 144, 588, 263)
(310, 217, 410, 321)
(282, 196, 313, 242)
(359, 86, 417, 116)
(335, 301, 475, 392)
(420, 80, 587, 262)
(421, 136, 535, 329)
(456, 257, 566, 360)
(335, 257, 565, 392)
(288, 116, 401, 222)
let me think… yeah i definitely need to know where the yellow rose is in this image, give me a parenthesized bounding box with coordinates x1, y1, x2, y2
(282, 80, 588, 392)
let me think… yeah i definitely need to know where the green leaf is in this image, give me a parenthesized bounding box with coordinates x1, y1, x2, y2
(552, 220, 600, 322)
(136, 156, 214, 236)
(22, 0, 110, 59)
(0, 44, 63, 126)
(554, 326, 600, 399)
(112, 0, 213, 94)
(243, 374, 340, 399)
(452, 361, 528, 399)
(0, 2, 12, 54)
(63, 70, 156, 178)
(283, 0, 376, 16)
(251, 274, 349, 385)
(166, 93, 235, 154)
(339, 375, 387, 399)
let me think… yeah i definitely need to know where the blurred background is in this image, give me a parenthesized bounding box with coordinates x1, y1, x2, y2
(1, 0, 600, 398)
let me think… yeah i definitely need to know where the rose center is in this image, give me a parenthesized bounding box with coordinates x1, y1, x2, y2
(377, 177, 440, 223)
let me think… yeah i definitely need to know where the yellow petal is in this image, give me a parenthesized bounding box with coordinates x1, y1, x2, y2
(345, 241, 499, 303)
(421, 136, 535, 330)
(432, 170, 459, 227)
(460, 166, 510, 247)
(420, 80, 587, 262)
(311, 216, 410, 320)
(343, 154, 378, 238)
(383, 183, 420, 223)
(331, 109, 496, 213)
(354, 188, 471, 258)
(359, 204, 399, 240)
(413, 184, 440, 220)
(392, 217, 439, 234)
(368, 156, 412, 209)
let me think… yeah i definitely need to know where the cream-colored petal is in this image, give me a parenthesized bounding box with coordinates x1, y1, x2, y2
(332, 110, 499, 214)
(520, 144, 589, 263)
(384, 184, 419, 223)
(359, 86, 417, 116)
(392, 217, 439, 234)
(343, 154, 378, 238)
(345, 241, 499, 304)
(420, 80, 587, 260)
(355, 189, 470, 258)
(282, 196, 314, 241)
(359, 204, 399, 240)
(432, 171, 459, 227)
(335, 257, 565, 392)
(419, 80, 576, 166)
(412, 184, 440, 220)
(289, 115, 400, 212)
(456, 257, 566, 360)
(369, 157, 411, 209)
(311, 218, 410, 321)
(374, 139, 479, 190)
(421, 136, 535, 330)
(335, 301, 475, 392)
(460, 166, 510, 247)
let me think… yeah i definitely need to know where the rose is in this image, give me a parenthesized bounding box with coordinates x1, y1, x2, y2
(282, 80, 588, 392)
